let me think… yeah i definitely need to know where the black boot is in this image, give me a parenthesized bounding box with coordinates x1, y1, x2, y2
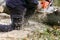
(11, 18, 22, 30)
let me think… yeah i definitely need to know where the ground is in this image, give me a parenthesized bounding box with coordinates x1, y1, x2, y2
(0, 13, 60, 40)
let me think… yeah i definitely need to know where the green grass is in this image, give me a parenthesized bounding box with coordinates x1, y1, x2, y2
(54, 0, 60, 6)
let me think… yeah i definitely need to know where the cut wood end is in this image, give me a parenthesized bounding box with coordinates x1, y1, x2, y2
(0, 6, 4, 12)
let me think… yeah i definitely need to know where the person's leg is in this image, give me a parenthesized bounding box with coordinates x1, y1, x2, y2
(23, 6, 37, 26)
(24, 5, 37, 20)
(11, 6, 25, 30)
(7, 5, 25, 30)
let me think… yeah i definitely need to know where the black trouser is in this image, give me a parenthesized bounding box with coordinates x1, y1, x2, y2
(6, 4, 37, 30)
(25, 4, 37, 19)
(6, 5, 25, 29)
